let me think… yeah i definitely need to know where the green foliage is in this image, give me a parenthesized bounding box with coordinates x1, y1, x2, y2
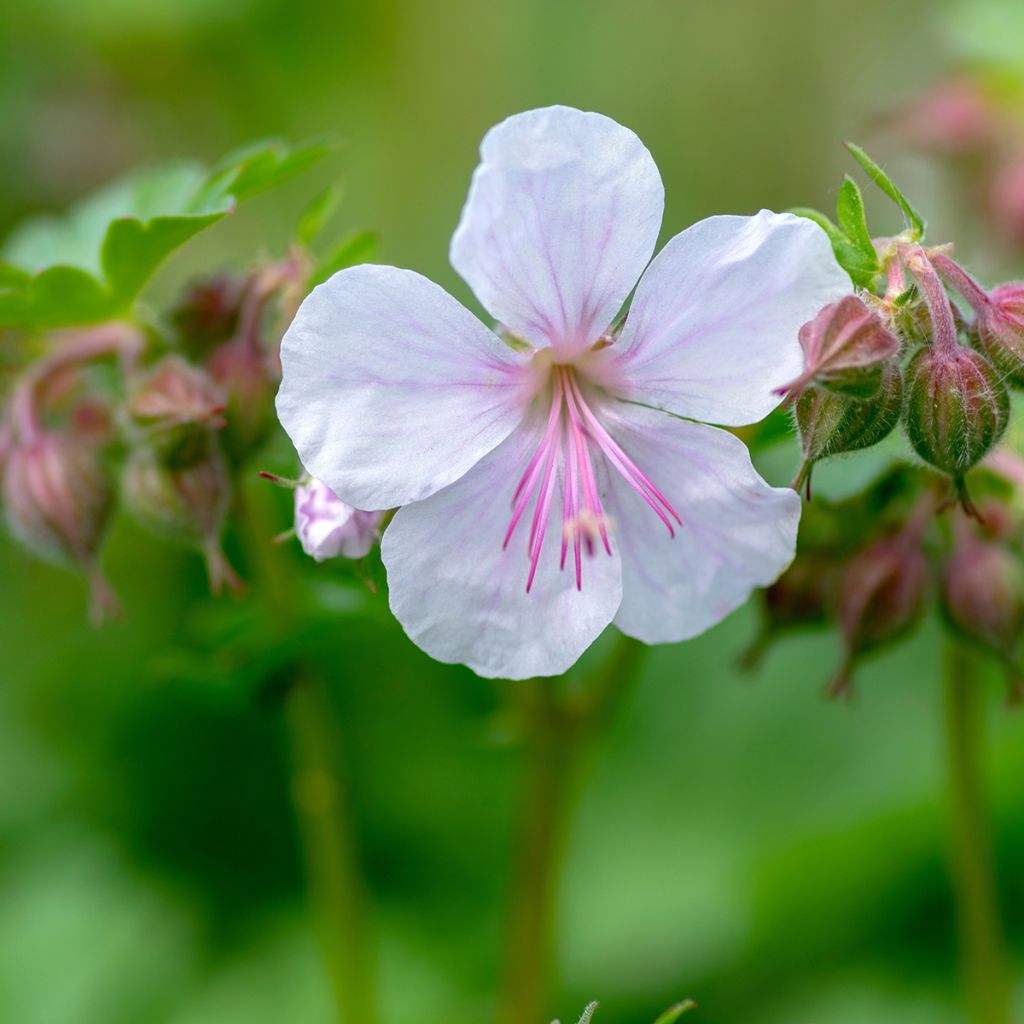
(652, 1001, 698, 1023)
(843, 141, 926, 240)
(789, 197, 878, 290)
(0, 138, 334, 330)
(309, 229, 380, 287)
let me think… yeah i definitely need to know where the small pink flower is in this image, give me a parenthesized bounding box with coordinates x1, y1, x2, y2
(277, 106, 851, 678)
(295, 477, 383, 561)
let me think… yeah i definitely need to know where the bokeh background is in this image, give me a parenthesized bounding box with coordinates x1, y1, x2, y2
(2, 1, 1023, 1022)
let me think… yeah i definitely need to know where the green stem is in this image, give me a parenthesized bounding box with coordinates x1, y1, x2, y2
(498, 637, 646, 1024)
(239, 484, 377, 1024)
(943, 640, 1011, 1024)
(285, 669, 377, 1024)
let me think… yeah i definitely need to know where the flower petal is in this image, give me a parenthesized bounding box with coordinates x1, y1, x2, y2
(450, 105, 664, 358)
(382, 414, 623, 679)
(599, 211, 852, 426)
(596, 402, 800, 643)
(277, 265, 531, 510)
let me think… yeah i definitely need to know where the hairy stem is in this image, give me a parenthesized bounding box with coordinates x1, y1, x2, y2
(499, 637, 646, 1024)
(944, 640, 1011, 1024)
(905, 247, 960, 356)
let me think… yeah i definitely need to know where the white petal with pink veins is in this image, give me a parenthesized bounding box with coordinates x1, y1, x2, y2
(382, 412, 623, 679)
(597, 402, 801, 644)
(598, 211, 851, 426)
(450, 105, 664, 359)
(277, 265, 532, 510)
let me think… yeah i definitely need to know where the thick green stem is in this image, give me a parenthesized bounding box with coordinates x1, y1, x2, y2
(286, 670, 377, 1024)
(498, 637, 646, 1024)
(499, 677, 570, 1024)
(944, 640, 1011, 1024)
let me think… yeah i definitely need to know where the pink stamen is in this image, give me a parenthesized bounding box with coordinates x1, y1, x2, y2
(504, 363, 680, 593)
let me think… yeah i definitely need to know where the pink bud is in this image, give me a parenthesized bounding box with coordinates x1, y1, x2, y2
(2, 431, 117, 618)
(830, 536, 930, 698)
(206, 339, 278, 461)
(780, 295, 900, 403)
(128, 356, 226, 430)
(294, 478, 384, 562)
(170, 274, 244, 358)
(942, 531, 1024, 667)
(974, 281, 1024, 383)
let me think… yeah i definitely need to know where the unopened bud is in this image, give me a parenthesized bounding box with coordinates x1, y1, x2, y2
(741, 554, 835, 669)
(206, 340, 278, 461)
(794, 361, 903, 496)
(973, 282, 1024, 386)
(169, 275, 243, 359)
(3, 431, 117, 618)
(942, 528, 1024, 694)
(830, 535, 930, 698)
(294, 477, 385, 562)
(127, 357, 226, 467)
(123, 445, 240, 594)
(902, 345, 1008, 493)
(782, 295, 901, 403)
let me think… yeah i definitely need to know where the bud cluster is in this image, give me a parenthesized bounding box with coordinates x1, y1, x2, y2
(0, 259, 307, 615)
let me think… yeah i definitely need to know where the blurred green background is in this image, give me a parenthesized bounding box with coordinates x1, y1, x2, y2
(2, 1, 1023, 1022)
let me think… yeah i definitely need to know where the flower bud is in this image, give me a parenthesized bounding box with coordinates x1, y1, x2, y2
(942, 530, 1024, 691)
(973, 282, 1024, 386)
(741, 553, 835, 669)
(829, 535, 930, 698)
(294, 477, 385, 562)
(794, 361, 903, 495)
(781, 296, 901, 403)
(122, 444, 240, 594)
(3, 431, 113, 567)
(127, 357, 226, 467)
(902, 345, 1009, 486)
(206, 339, 278, 461)
(169, 275, 243, 359)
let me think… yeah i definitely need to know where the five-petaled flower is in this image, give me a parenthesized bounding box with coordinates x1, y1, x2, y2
(294, 476, 384, 562)
(277, 106, 851, 678)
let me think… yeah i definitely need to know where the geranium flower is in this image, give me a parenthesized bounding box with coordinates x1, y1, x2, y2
(294, 476, 384, 561)
(277, 106, 850, 678)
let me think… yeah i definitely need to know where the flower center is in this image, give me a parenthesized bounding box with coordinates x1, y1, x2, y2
(503, 363, 681, 592)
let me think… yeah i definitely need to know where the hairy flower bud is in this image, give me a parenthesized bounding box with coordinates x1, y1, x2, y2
(294, 477, 384, 562)
(902, 345, 1009, 489)
(3, 431, 114, 569)
(127, 357, 226, 467)
(794, 361, 903, 496)
(942, 529, 1024, 695)
(972, 282, 1024, 386)
(781, 295, 901, 403)
(122, 445, 240, 593)
(830, 535, 930, 698)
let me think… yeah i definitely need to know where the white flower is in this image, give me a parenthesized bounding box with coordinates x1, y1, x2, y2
(277, 106, 851, 678)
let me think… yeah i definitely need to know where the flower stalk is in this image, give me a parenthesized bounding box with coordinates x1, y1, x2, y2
(943, 640, 1012, 1024)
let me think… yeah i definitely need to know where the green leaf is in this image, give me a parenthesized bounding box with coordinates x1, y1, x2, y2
(1, 138, 334, 330)
(790, 207, 876, 289)
(310, 229, 379, 287)
(653, 1000, 698, 1024)
(200, 135, 338, 205)
(836, 176, 877, 268)
(789, 207, 845, 246)
(297, 183, 345, 248)
(844, 141, 926, 239)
